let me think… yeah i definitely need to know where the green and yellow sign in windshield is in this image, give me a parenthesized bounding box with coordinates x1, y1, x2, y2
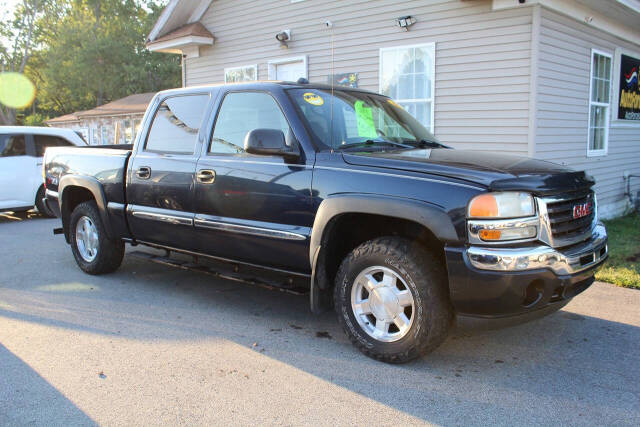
(354, 100, 377, 138)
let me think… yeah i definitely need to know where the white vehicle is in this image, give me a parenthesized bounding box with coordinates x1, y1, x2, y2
(0, 126, 87, 216)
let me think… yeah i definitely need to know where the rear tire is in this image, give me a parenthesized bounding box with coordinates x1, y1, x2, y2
(69, 201, 124, 275)
(334, 237, 453, 363)
(35, 186, 55, 218)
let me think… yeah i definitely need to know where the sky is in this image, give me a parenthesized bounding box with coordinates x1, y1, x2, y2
(1, 0, 20, 17)
(0, 0, 22, 49)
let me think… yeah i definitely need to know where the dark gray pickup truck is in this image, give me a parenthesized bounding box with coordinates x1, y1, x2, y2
(43, 82, 608, 363)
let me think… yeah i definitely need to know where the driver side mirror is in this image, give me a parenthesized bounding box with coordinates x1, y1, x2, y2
(244, 128, 300, 159)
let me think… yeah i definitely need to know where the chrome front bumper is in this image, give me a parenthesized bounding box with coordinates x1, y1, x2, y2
(467, 224, 608, 276)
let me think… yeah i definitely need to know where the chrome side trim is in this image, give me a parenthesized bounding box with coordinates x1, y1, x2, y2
(106, 202, 125, 212)
(194, 217, 307, 241)
(467, 216, 539, 245)
(467, 224, 608, 275)
(128, 205, 193, 226)
(45, 189, 59, 199)
(134, 240, 311, 278)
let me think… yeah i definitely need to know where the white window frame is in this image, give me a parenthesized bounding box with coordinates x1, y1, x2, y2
(100, 126, 109, 145)
(89, 127, 98, 145)
(267, 55, 308, 81)
(587, 48, 613, 157)
(379, 43, 436, 132)
(224, 64, 258, 83)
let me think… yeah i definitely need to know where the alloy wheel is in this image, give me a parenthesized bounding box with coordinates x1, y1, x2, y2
(350, 266, 416, 342)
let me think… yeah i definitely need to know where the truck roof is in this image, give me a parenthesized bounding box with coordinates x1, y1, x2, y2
(155, 81, 381, 97)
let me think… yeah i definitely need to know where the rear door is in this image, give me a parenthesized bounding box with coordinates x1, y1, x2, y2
(193, 89, 314, 272)
(0, 134, 34, 209)
(126, 93, 211, 249)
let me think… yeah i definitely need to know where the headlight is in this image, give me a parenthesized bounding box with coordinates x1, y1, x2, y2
(467, 192, 538, 243)
(467, 192, 535, 219)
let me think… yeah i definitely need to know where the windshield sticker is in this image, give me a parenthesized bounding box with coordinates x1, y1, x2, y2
(303, 92, 324, 106)
(387, 99, 404, 110)
(354, 101, 377, 138)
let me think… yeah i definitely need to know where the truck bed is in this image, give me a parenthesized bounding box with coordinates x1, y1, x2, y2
(43, 145, 132, 206)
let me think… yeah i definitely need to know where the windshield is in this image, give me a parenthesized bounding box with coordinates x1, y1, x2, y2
(287, 88, 440, 151)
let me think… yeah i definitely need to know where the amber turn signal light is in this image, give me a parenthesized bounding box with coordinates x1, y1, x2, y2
(479, 229, 502, 240)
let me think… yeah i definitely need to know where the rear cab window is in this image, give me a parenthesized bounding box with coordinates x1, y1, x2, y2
(144, 94, 210, 154)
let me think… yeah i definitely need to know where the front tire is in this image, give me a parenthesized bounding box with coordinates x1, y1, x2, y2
(334, 237, 453, 363)
(69, 201, 124, 275)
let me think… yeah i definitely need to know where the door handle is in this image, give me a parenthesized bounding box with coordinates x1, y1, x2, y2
(136, 166, 151, 179)
(197, 169, 216, 184)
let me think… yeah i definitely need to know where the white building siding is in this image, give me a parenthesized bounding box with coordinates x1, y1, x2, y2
(189, 0, 532, 154)
(535, 8, 640, 218)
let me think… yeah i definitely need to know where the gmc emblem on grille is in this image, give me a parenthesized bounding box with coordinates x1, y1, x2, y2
(573, 202, 592, 219)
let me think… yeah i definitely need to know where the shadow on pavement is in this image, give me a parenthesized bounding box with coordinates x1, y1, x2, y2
(1, 221, 639, 424)
(0, 210, 49, 223)
(0, 344, 96, 425)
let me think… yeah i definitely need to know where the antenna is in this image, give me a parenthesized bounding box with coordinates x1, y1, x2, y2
(326, 20, 335, 151)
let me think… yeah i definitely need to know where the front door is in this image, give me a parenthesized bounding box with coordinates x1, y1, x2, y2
(126, 93, 211, 249)
(193, 90, 314, 272)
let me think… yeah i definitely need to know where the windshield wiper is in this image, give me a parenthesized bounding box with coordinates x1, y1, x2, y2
(402, 139, 450, 149)
(338, 139, 413, 150)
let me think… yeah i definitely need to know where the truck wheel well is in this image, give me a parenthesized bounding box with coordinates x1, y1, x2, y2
(61, 186, 95, 242)
(319, 213, 445, 291)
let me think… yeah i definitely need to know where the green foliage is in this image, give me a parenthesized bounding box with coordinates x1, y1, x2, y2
(21, 112, 49, 126)
(596, 213, 640, 289)
(0, 0, 57, 124)
(1, 0, 180, 121)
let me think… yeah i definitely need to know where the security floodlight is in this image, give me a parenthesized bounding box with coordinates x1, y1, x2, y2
(396, 16, 415, 31)
(275, 30, 291, 48)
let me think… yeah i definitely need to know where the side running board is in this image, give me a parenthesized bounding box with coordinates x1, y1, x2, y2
(128, 250, 308, 296)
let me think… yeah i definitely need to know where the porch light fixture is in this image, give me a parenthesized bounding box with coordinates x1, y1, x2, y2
(396, 16, 415, 31)
(275, 29, 291, 49)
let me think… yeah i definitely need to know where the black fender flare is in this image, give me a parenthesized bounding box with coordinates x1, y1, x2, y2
(58, 175, 114, 242)
(308, 194, 459, 313)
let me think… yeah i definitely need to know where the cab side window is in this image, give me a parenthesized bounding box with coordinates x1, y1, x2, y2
(34, 135, 72, 157)
(145, 94, 209, 154)
(211, 92, 290, 154)
(0, 135, 26, 157)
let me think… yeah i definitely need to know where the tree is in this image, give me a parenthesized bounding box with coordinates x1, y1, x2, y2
(32, 0, 180, 115)
(0, 0, 52, 124)
(0, 0, 179, 123)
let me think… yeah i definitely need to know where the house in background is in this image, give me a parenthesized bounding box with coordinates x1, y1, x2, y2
(46, 93, 155, 145)
(146, 0, 640, 218)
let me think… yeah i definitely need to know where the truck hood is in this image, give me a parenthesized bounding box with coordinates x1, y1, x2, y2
(342, 149, 594, 196)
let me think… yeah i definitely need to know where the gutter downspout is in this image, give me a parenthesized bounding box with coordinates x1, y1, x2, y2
(182, 54, 187, 88)
(527, 4, 541, 159)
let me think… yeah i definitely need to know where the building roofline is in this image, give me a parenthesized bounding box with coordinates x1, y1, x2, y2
(147, 0, 213, 44)
(46, 93, 155, 124)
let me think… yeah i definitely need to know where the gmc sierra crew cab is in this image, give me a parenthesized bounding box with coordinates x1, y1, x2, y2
(43, 82, 608, 363)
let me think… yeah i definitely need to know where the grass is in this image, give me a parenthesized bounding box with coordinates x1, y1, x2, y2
(595, 212, 640, 289)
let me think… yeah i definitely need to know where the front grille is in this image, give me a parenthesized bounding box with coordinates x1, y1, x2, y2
(545, 191, 595, 247)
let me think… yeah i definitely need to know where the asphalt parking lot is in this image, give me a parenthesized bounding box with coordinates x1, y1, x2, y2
(1, 212, 639, 426)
